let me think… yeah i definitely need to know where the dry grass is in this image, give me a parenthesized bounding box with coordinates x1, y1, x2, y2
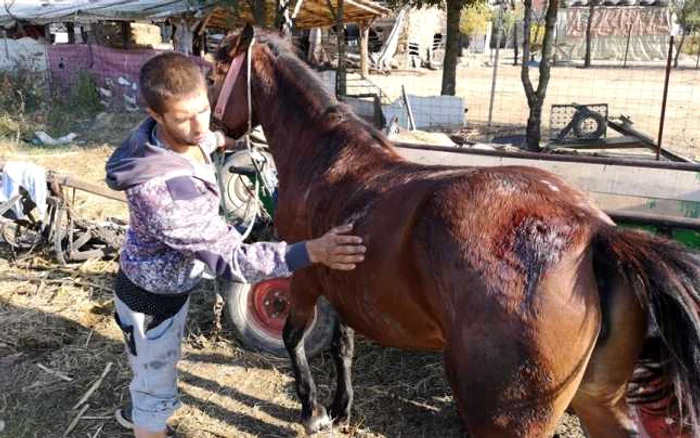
(0, 112, 142, 223)
(0, 113, 586, 438)
(0, 255, 585, 437)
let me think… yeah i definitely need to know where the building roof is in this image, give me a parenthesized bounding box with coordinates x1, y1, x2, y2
(0, 0, 390, 29)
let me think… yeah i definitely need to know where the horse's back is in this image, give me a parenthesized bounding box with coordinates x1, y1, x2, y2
(316, 162, 603, 350)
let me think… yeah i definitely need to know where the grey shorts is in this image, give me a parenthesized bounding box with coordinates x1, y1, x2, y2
(114, 271, 190, 433)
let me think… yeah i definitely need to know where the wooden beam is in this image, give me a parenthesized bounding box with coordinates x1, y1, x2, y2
(325, 0, 337, 21)
(359, 21, 369, 78)
(120, 21, 130, 49)
(291, 0, 306, 20)
(335, 0, 346, 98)
(0, 162, 126, 203)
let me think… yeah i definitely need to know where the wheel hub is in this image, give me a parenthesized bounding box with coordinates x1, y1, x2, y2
(249, 278, 291, 337)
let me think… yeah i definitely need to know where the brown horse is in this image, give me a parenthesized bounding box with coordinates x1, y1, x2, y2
(210, 25, 700, 437)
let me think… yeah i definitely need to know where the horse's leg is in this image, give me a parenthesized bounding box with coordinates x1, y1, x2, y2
(282, 275, 331, 434)
(570, 277, 647, 437)
(444, 335, 590, 438)
(444, 257, 600, 437)
(328, 321, 355, 425)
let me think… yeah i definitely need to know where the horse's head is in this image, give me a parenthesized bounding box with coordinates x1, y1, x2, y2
(209, 23, 259, 139)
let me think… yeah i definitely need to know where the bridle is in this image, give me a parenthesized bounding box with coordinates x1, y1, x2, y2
(212, 37, 269, 241)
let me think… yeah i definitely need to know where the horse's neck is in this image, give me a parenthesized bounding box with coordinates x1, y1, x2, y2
(252, 61, 384, 191)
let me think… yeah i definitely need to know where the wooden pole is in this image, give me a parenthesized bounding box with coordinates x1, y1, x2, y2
(336, 0, 346, 98)
(360, 22, 369, 78)
(120, 21, 130, 49)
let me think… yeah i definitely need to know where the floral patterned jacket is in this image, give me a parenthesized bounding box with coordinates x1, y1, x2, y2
(105, 118, 309, 294)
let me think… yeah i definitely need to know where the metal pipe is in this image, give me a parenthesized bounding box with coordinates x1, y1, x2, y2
(609, 211, 700, 232)
(657, 35, 673, 161)
(393, 142, 700, 172)
(623, 22, 632, 67)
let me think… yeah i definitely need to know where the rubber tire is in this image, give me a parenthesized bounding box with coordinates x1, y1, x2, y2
(220, 279, 337, 358)
(572, 110, 606, 140)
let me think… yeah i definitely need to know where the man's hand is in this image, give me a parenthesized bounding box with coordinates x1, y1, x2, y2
(306, 224, 366, 271)
(213, 130, 237, 150)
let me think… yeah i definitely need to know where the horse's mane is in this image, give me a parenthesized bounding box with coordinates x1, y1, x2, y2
(215, 29, 396, 153)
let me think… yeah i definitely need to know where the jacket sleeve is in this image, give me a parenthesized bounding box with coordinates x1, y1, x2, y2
(126, 175, 311, 283)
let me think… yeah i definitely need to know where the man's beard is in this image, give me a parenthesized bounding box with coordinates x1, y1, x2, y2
(163, 124, 196, 146)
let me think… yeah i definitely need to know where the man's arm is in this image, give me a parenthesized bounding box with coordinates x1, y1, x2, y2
(128, 176, 365, 283)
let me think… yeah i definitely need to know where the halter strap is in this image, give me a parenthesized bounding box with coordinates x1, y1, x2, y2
(213, 38, 253, 122)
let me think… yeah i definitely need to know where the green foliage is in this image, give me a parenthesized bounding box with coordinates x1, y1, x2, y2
(672, 0, 700, 32)
(0, 60, 103, 140)
(70, 72, 103, 116)
(0, 68, 45, 115)
(460, 1, 492, 35)
(682, 33, 700, 54)
(529, 22, 545, 51)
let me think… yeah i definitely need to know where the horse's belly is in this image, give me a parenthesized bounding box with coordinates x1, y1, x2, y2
(322, 276, 446, 351)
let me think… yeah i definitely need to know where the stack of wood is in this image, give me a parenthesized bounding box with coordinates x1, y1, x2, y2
(95, 22, 162, 49)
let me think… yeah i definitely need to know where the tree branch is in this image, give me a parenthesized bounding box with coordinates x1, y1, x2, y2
(535, 0, 559, 100)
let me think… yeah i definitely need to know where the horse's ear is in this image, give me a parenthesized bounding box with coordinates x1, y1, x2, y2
(242, 23, 255, 44)
(227, 23, 255, 59)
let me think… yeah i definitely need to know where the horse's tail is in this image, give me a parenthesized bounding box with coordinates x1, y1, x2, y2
(593, 226, 700, 436)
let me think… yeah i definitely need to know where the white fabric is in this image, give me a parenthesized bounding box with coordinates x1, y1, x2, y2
(173, 19, 194, 56)
(1, 161, 47, 220)
(371, 7, 407, 70)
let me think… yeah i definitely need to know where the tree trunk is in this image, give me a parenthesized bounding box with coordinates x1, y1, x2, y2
(584, 2, 595, 67)
(521, 0, 559, 151)
(513, 24, 519, 66)
(441, 0, 462, 95)
(674, 28, 687, 68)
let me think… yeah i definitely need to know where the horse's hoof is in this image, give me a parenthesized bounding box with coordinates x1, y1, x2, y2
(303, 408, 331, 435)
(327, 404, 350, 426)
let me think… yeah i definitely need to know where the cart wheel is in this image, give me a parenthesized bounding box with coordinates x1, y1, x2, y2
(220, 278, 336, 358)
(53, 201, 105, 265)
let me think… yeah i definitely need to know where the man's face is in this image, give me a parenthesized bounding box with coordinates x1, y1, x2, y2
(150, 89, 211, 147)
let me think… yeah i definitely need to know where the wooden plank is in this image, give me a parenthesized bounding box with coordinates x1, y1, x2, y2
(53, 175, 126, 203)
(1, 161, 126, 203)
(396, 146, 700, 204)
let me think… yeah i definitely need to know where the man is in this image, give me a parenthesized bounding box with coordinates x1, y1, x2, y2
(105, 52, 366, 438)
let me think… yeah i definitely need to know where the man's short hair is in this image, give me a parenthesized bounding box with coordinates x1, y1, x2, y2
(139, 52, 207, 114)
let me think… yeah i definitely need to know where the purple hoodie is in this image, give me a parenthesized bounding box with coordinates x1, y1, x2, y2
(106, 118, 309, 294)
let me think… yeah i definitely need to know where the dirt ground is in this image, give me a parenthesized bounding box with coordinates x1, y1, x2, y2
(364, 56, 700, 158)
(0, 113, 591, 438)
